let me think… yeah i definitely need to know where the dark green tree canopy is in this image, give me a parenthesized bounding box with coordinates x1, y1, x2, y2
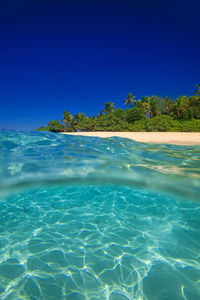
(36, 83, 200, 132)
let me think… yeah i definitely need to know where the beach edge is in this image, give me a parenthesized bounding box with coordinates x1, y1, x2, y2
(61, 132, 200, 145)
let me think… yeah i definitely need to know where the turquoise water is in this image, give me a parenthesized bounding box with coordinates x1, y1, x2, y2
(0, 131, 200, 299)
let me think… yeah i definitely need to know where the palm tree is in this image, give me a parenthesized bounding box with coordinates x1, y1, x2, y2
(149, 96, 167, 118)
(74, 112, 87, 131)
(86, 116, 96, 131)
(62, 110, 73, 124)
(69, 119, 77, 132)
(123, 93, 136, 110)
(104, 101, 115, 113)
(74, 112, 85, 124)
(61, 110, 73, 131)
(141, 96, 150, 117)
(164, 96, 173, 115)
(149, 96, 159, 118)
(97, 110, 104, 117)
(172, 96, 188, 119)
(195, 84, 200, 96)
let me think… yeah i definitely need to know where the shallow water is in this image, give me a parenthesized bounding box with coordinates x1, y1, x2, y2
(0, 131, 200, 299)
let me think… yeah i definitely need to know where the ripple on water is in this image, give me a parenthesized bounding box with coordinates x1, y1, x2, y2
(0, 131, 200, 299)
(0, 185, 200, 299)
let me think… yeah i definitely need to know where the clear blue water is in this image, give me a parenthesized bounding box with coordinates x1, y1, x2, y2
(0, 131, 200, 300)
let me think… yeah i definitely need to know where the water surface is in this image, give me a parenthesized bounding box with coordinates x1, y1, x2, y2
(0, 131, 200, 299)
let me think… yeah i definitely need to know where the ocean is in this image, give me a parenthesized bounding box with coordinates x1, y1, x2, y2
(0, 131, 200, 300)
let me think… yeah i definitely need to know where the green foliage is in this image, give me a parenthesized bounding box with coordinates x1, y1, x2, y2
(140, 96, 150, 117)
(127, 116, 179, 132)
(103, 101, 115, 113)
(126, 107, 145, 123)
(195, 83, 200, 96)
(178, 119, 200, 132)
(82, 116, 96, 131)
(123, 93, 136, 110)
(35, 126, 49, 131)
(113, 108, 126, 119)
(127, 120, 146, 131)
(163, 96, 173, 115)
(74, 113, 96, 131)
(95, 111, 128, 131)
(169, 95, 200, 121)
(36, 83, 200, 132)
(144, 116, 180, 132)
(95, 113, 114, 131)
(62, 110, 73, 131)
(48, 120, 66, 132)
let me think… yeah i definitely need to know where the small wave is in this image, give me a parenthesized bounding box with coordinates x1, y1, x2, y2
(1, 131, 200, 299)
(0, 131, 200, 201)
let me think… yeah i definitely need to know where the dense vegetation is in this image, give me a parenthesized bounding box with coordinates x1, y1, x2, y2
(36, 84, 200, 132)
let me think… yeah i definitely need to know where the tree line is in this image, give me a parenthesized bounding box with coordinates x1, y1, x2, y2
(36, 84, 200, 132)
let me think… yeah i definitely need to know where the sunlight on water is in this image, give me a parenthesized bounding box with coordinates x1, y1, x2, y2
(0, 131, 200, 299)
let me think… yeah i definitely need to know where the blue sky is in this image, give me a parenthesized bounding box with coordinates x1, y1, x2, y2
(1, 0, 200, 130)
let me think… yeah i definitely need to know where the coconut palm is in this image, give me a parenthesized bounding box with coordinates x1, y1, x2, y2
(149, 96, 159, 118)
(74, 112, 88, 131)
(62, 110, 73, 124)
(195, 84, 200, 96)
(172, 96, 188, 119)
(104, 101, 115, 113)
(74, 112, 86, 125)
(123, 93, 136, 110)
(164, 96, 173, 115)
(62, 110, 73, 131)
(141, 96, 150, 117)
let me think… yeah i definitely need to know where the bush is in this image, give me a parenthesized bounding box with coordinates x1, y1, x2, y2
(126, 107, 145, 123)
(95, 112, 129, 131)
(145, 116, 180, 132)
(178, 119, 200, 132)
(79, 117, 96, 131)
(48, 120, 66, 132)
(35, 126, 50, 131)
(113, 108, 126, 119)
(127, 120, 146, 131)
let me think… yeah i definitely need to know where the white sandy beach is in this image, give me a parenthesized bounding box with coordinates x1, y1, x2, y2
(62, 132, 200, 145)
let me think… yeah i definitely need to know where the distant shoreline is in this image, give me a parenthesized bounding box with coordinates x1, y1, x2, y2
(62, 132, 200, 145)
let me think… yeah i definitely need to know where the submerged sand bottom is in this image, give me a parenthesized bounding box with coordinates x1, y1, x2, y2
(62, 132, 200, 145)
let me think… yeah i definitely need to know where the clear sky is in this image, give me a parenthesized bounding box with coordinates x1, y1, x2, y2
(1, 0, 200, 130)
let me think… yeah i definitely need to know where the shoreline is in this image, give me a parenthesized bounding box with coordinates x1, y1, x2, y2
(62, 132, 200, 145)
